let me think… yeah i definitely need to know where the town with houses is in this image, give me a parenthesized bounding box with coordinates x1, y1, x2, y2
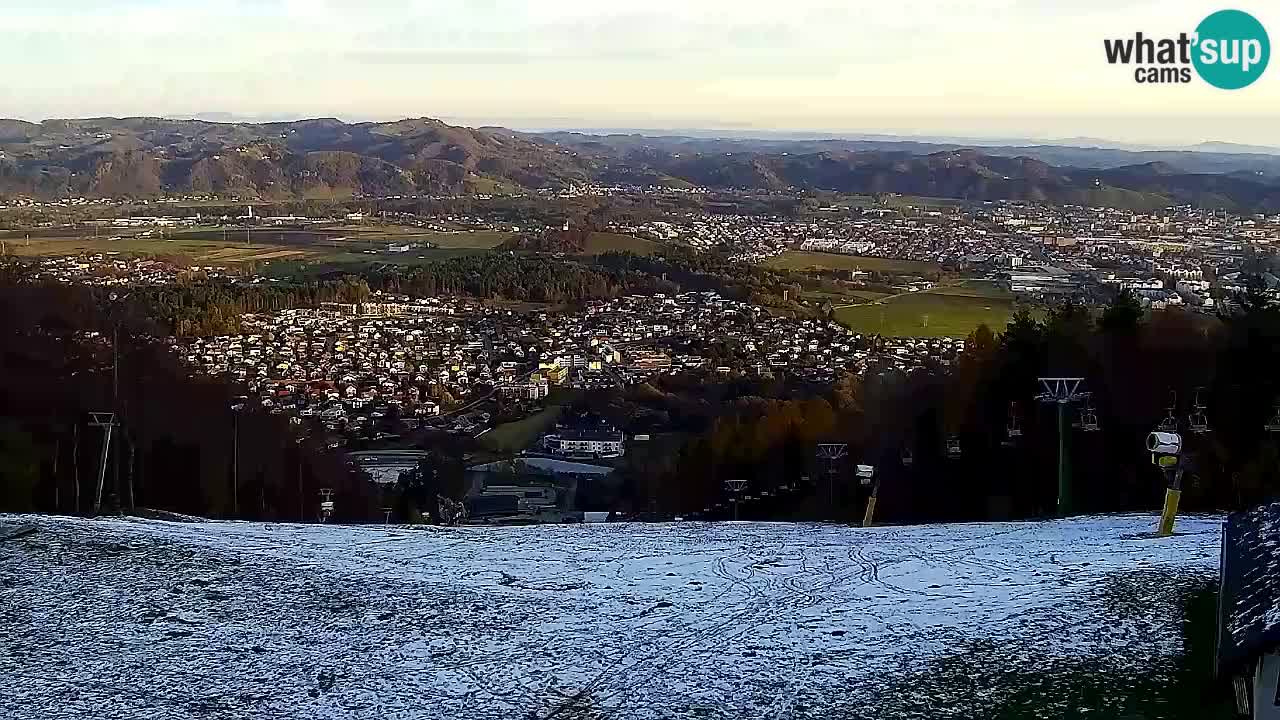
(176, 292, 961, 447)
(621, 198, 1280, 309)
(11, 190, 1277, 312)
(6, 188, 1280, 523)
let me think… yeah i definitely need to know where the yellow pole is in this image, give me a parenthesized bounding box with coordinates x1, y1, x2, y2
(862, 494, 878, 528)
(1157, 488, 1181, 537)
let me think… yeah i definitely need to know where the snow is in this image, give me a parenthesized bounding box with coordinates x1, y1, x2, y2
(470, 457, 616, 476)
(360, 466, 408, 486)
(0, 514, 1222, 719)
(1224, 502, 1280, 655)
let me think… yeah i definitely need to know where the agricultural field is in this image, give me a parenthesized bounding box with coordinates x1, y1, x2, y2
(835, 286, 1019, 338)
(5, 235, 315, 264)
(0, 225, 512, 265)
(168, 227, 512, 252)
(927, 279, 1014, 298)
(478, 405, 565, 455)
(1, 222, 662, 268)
(826, 194, 967, 210)
(581, 232, 660, 256)
(801, 289, 893, 305)
(765, 251, 941, 275)
(309, 247, 503, 266)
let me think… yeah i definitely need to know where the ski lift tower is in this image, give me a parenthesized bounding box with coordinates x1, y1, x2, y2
(816, 443, 848, 514)
(724, 479, 748, 522)
(1037, 378, 1088, 517)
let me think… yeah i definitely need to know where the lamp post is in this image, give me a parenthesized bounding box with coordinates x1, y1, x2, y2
(230, 399, 246, 518)
(107, 292, 129, 511)
(291, 417, 307, 523)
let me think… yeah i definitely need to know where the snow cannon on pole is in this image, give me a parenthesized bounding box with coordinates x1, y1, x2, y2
(1146, 431, 1184, 537)
(856, 464, 879, 528)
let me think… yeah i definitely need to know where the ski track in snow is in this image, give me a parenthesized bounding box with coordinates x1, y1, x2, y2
(0, 514, 1221, 719)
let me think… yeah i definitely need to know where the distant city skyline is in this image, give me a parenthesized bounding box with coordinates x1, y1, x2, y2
(2, 0, 1277, 146)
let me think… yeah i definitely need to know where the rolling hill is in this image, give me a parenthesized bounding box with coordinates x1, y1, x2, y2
(3, 116, 1280, 210)
(0, 117, 587, 200)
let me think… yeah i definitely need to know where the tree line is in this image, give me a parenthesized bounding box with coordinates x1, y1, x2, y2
(4, 253, 1280, 526)
(0, 273, 384, 521)
(626, 291, 1280, 524)
(361, 253, 676, 304)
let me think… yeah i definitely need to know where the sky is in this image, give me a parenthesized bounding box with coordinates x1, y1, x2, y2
(2, 0, 1277, 146)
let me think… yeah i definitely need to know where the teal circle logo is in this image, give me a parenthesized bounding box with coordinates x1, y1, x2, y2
(1193, 10, 1270, 89)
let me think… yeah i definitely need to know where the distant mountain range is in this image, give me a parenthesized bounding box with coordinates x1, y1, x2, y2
(2, 116, 1280, 211)
(0, 116, 588, 201)
(533, 129, 1280, 156)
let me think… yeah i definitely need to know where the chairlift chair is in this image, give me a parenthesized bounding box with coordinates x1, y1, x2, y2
(1158, 390, 1179, 433)
(1188, 387, 1211, 434)
(1004, 402, 1023, 446)
(1079, 397, 1100, 433)
(946, 435, 962, 460)
(1265, 405, 1280, 433)
(901, 448, 914, 467)
(318, 489, 335, 523)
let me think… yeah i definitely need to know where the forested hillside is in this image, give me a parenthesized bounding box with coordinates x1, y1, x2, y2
(3, 117, 1280, 210)
(2, 253, 1279, 524)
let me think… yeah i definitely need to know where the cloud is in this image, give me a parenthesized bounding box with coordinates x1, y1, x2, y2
(0, 0, 1276, 144)
(346, 47, 666, 65)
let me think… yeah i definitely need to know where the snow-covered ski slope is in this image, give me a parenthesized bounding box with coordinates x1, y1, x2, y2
(0, 514, 1221, 719)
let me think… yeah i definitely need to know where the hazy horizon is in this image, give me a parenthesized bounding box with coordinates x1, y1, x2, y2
(4, 111, 1277, 152)
(3, 0, 1277, 146)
